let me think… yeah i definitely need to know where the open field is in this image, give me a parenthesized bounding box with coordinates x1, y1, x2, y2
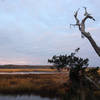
(0, 73, 69, 97)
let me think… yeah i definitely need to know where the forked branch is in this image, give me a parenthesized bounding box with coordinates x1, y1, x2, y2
(71, 7, 100, 57)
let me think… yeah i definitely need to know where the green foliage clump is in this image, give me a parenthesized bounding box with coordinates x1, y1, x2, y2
(48, 49, 89, 81)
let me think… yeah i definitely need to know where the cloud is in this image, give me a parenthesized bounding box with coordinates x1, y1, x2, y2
(0, 0, 100, 66)
(0, 57, 43, 65)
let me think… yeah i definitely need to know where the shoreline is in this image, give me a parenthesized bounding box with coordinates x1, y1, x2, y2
(0, 71, 68, 75)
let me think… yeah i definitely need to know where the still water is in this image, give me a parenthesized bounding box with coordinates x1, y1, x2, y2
(0, 72, 67, 75)
(0, 72, 56, 74)
(0, 95, 57, 100)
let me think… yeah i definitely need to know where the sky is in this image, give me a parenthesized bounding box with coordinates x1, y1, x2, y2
(0, 0, 100, 66)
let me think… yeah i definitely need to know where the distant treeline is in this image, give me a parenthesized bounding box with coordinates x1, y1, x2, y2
(0, 65, 99, 69)
(0, 65, 53, 69)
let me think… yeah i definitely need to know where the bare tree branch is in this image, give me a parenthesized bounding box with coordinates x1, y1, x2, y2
(74, 8, 80, 26)
(85, 76, 100, 90)
(81, 7, 95, 34)
(71, 8, 81, 30)
(71, 7, 100, 57)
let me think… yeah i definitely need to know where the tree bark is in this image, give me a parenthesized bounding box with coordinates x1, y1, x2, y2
(86, 35, 100, 56)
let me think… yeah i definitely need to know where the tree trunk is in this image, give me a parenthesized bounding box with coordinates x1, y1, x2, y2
(87, 35, 100, 57)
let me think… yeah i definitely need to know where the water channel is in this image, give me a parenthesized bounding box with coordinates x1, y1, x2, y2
(0, 95, 57, 100)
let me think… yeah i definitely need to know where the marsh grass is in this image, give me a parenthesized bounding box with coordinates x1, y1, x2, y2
(0, 73, 69, 97)
(0, 69, 56, 72)
(0, 68, 100, 99)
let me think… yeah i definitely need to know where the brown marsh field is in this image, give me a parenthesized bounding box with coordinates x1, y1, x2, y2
(0, 68, 56, 72)
(0, 65, 57, 72)
(0, 65, 100, 99)
(0, 73, 69, 97)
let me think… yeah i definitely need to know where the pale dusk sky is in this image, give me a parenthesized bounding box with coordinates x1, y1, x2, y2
(0, 0, 100, 66)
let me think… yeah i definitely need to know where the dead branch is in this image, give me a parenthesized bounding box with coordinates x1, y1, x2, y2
(85, 76, 100, 90)
(71, 7, 100, 57)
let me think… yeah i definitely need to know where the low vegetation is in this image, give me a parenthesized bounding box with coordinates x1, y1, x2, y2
(0, 73, 69, 97)
(0, 68, 56, 72)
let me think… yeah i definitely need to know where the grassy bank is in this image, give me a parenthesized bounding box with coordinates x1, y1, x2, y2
(0, 69, 56, 72)
(0, 73, 69, 97)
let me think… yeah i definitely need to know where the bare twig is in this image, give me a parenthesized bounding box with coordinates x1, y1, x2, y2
(85, 76, 100, 90)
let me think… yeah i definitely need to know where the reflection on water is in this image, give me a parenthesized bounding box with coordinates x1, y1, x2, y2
(0, 95, 57, 100)
(0, 72, 60, 75)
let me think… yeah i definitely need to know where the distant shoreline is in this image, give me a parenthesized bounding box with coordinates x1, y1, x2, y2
(0, 65, 53, 69)
(0, 64, 97, 69)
